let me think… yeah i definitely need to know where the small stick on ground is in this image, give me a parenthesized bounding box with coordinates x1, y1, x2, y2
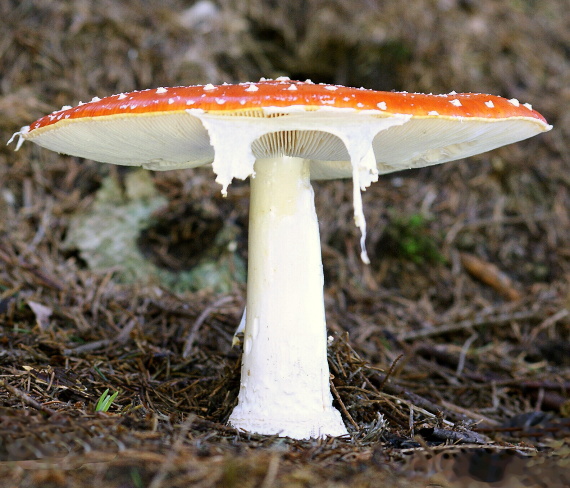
(183, 295, 235, 357)
(0, 379, 57, 416)
(330, 378, 359, 430)
(378, 353, 403, 392)
(399, 310, 539, 341)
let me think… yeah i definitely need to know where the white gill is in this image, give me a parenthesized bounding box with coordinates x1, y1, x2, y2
(187, 107, 411, 262)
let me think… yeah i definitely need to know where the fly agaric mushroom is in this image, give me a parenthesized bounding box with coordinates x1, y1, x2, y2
(10, 78, 551, 439)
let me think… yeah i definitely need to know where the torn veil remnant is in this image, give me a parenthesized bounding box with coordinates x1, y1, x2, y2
(10, 77, 551, 439)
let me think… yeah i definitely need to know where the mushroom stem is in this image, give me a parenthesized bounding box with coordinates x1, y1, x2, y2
(228, 156, 347, 438)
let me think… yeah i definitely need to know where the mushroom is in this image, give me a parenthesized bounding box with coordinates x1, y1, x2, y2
(9, 78, 551, 439)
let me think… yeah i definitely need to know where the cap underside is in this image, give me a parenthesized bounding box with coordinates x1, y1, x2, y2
(23, 107, 548, 181)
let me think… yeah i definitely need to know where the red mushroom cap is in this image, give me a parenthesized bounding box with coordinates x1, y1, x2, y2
(13, 78, 550, 189)
(27, 79, 549, 132)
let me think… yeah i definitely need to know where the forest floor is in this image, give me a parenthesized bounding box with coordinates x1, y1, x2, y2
(1, 1, 569, 486)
